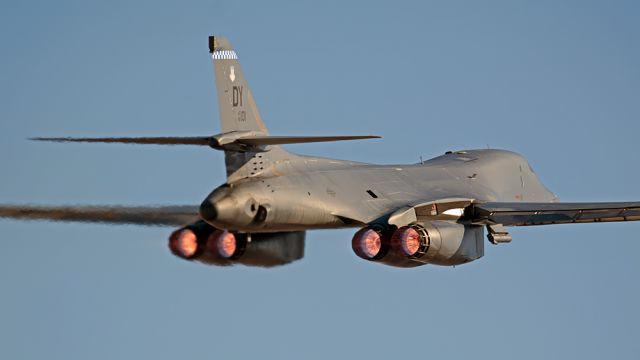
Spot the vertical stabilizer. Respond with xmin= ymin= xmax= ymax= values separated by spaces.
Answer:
xmin=209 ymin=36 xmax=268 ymax=135
xmin=209 ymin=36 xmax=293 ymax=181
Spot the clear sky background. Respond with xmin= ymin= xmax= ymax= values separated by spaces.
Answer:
xmin=1 ymin=1 xmax=639 ymax=359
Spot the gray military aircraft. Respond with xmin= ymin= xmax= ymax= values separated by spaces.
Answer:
xmin=2 ymin=36 xmax=639 ymax=268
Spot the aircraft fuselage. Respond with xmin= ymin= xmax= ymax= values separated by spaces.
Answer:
xmin=200 ymin=149 xmax=557 ymax=232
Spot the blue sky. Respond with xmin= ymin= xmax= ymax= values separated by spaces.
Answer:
xmin=1 ymin=1 xmax=639 ymax=359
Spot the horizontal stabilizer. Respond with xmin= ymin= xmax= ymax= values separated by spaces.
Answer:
xmin=30 ymin=136 xmax=211 ymax=146
xmin=30 ymin=134 xmax=381 ymax=151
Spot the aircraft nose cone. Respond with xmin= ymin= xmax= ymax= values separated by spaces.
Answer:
xmin=199 ymin=199 xmax=218 ymax=222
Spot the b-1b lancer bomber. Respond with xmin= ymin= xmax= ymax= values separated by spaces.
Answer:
xmin=2 ymin=36 xmax=639 ymax=268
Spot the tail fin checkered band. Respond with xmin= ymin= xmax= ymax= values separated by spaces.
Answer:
xmin=212 ymin=50 xmax=238 ymax=60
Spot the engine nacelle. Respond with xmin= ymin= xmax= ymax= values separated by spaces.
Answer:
xmin=351 ymin=226 xmax=424 ymax=268
xmin=352 ymin=221 xmax=484 ymax=267
xmin=351 ymin=227 xmax=388 ymax=260
xmin=207 ymin=229 xmax=248 ymax=260
xmin=392 ymin=221 xmax=484 ymax=266
xmin=168 ymin=221 xmax=305 ymax=267
xmin=168 ymin=220 xmax=216 ymax=260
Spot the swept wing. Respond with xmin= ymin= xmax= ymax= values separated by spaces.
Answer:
xmin=0 ymin=205 xmax=200 ymax=226
xmin=470 ymin=201 xmax=640 ymax=226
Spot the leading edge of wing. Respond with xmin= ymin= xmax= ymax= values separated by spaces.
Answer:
xmin=0 ymin=205 xmax=201 ymax=227
xmin=471 ymin=201 xmax=640 ymax=226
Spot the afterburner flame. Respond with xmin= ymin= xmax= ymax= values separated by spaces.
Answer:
xmin=169 ymin=229 xmax=199 ymax=259
xmin=352 ymin=228 xmax=382 ymax=259
xmin=393 ymin=226 xmax=422 ymax=256
xmin=209 ymin=230 xmax=237 ymax=258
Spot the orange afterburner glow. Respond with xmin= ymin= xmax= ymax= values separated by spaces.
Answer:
xmin=393 ymin=226 xmax=422 ymax=257
xmin=352 ymin=227 xmax=382 ymax=259
xmin=209 ymin=230 xmax=238 ymax=258
xmin=169 ymin=228 xmax=199 ymax=259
